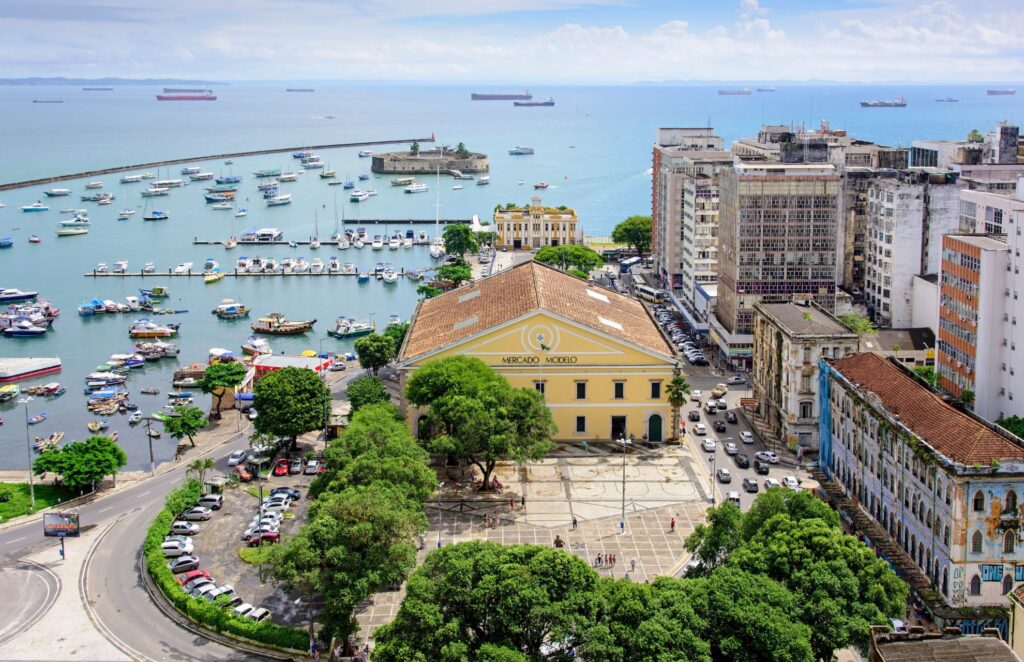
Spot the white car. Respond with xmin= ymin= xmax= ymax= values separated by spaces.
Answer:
xmin=227 ymin=450 xmax=248 ymax=466
xmin=232 ymin=603 xmax=255 ymax=618
xmin=723 ymin=442 xmax=738 ymax=455
xmin=182 ymin=506 xmax=213 ymax=521
xmin=693 ymin=423 xmax=707 ymax=436
xmin=755 ymin=451 xmax=779 ymax=464
xmin=248 ymin=408 xmax=258 ymax=421
xmin=739 ymin=431 xmax=754 ymax=444
xmin=690 ymin=390 xmax=702 ymax=402
xmin=701 ymin=438 xmax=717 ymax=452
xmin=782 ymin=475 xmax=801 ymax=489
xmin=764 ymin=478 xmax=782 ymax=489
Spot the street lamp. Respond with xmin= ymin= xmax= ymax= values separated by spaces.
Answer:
xmin=143 ymin=412 xmax=179 ymax=476
xmin=18 ymin=397 xmax=36 ymax=510
xmin=437 ymin=482 xmax=445 ymax=548
xmin=709 ymin=454 xmax=716 ymax=506
xmin=620 ymin=435 xmax=633 ymax=533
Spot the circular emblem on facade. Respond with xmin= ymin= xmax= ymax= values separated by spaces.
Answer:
xmin=522 ymin=324 xmax=560 ymax=353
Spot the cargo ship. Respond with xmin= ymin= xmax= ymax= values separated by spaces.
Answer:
xmin=718 ymin=88 xmax=751 ymax=95
xmin=83 ymin=87 xmax=113 ymax=91
xmin=157 ymin=90 xmax=217 ymax=101
xmin=471 ymin=90 xmax=532 ymax=101
xmin=0 ymin=357 xmax=62 ymax=383
xmin=163 ymin=87 xmax=209 ymax=93
xmin=514 ymin=98 xmax=555 ymax=107
xmin=988 ymin=89 xmax=1016 ymax=96
xmin=860 ymin=96 xmax=907 ymax=108
xmin=286 ymin=88 xmax=315 ymax=92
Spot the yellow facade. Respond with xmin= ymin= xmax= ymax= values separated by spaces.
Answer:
xmin=399 ymin=311 xmax=677 ymax=443
xmin=494 ymin=196 xmax=579 ymax=250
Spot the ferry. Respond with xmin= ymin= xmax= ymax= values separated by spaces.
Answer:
xmin=250 ymin=313 xmax=315 ymax=335
xmin=508 ymin=146 xmax=535 ymax=155
xmin=156 ymin=91 xmax=217 ymax=101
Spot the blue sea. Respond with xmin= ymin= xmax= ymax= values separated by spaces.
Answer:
xmin=0 ymin=83 xmax=1020 ymax=469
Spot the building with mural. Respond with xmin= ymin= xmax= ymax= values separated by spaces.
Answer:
xmin=397 ymin=261 xmax=678 ymax=443
xmin=819 ymin=352 xmax=1024 ymax=624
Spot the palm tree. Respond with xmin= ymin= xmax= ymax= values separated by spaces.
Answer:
xmin=186 ymin=458 xmax=215 ymax=486
xmin=665 ymin=372 xmax=691 ymax=442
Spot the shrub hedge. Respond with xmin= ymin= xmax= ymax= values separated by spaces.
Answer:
xmin=143 ymin=480 xmax=308 ymax=652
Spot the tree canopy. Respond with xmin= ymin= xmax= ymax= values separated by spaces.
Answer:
xmin=199 ymin=361 xmax=248 ymax=413
xmin=164 ymin=405 xmax=208 ymax=447
xmin=383 ymin=321 xmax=410 ymax=352
xmin=33 ymin=435 xmax=127 ymax=493
xmin=354 ymin=333 xmax=397 ymax=375
xmin=435 ymin=263 xmax=472 ymax=286
xmin=416 ymin=284 xmax=444 ymax=299
xmin=345 ymin=375 xmax=391 ymax=412
xmin=253 ymin=366 xmax=330 ymax=440
xmin=998 ymin=415 xmax=1024 ymax=439
xmin=838 ymin=312 xmax=877 ymax=335
xmin=534 ymin=245 xmax=603 ymax=273
xmin=442 ymin=224 xmax=478 ymax=260
xmin=611 ymin=215 xmax=653 ymax=256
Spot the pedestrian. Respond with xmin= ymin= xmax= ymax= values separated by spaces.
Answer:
xmin=510 ymin=498 xmax=515 ymax=510
xmin=611 ymin=554 xmax=616 ymax=566
xmin=520 ymin=495 xmax=526 ymax=510
xmin=630 ymin=558 xmax=636 ymax=572
xmin=597 ymin=553 xmax=603 ymax=566
xmin=670 ymin=517 xmax=676 ymax=532
xmin=572 ymin=516 xmax=578 ymax=530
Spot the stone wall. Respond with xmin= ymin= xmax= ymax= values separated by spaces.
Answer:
xmin=371 ymin=149 xmax=489 ymax=174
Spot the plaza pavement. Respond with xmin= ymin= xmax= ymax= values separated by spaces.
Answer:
xmin=353 ymin=439 xmax=714 ymax=644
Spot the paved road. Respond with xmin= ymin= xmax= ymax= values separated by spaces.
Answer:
xmin=0 ymin=368 xmax=357 ymax=660
xmin=0 ymin=561 xmax=60 ymax=647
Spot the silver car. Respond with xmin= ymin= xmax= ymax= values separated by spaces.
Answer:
xmin=181 ymin=506 xmax=213 ymax=521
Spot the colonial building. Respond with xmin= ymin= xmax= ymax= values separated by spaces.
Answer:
xmin=398 ymin=261 xmax=678 ymax=442
xmin=752 ymin=301 xmax=858 ymax=451
xmin=820 ymin=352 xmax=1024 ymax=611
xmin=493 ymin=197 xmax=581 ymax=250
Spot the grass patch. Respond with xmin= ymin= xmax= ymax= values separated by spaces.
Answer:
xmin=245 ymin=487 xmax=261 ymax=498
xmin=0 ymin=482 xmax=78 ymax=521
xmin=238 ymin=544 xmax=276 ymax=565
xmin=282 ymin=511 xmax=295 ymax=519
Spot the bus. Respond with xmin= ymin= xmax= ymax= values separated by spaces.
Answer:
xmin=635 ymin=284 xmax=666 ymax=304
xmin=631 ymin=274 xmax=646 ymax=289
xmin=619 ymin=256 xmax=641 ymax=273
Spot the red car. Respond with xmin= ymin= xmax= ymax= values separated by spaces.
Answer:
xmin=177 ymin=569 xmax=211 ymax=585
xmin=247 ymin=531 xmax=281 ymax=546
xmin=272 ymin=459 xmax=289 ymax=477
xmin=233 ymin=465 xmax=253 ymax=482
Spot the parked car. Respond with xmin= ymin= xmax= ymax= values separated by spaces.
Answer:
xmin=704 ymin=402 xmax=718 ymax=415
xmin=248 ymin=531 xmax=281 ymax=546
xmin=183 ymin=576 xmax=214 ymax=593
xmin=181 ymin=506 xmax=213 ymax=521
xmin=716 ymin=468 xmax=732 ymax=483
xmin=232 ymin=603 xmax=255 ymax=618
xmin=164 ymin=535 xmax=193 ymax=547
xmin=167 ymin=555 xmax=200 ymax=573
xmin=742 ymin=478 xmax=759 ymax=493
xmin=205 ymin=585 xmax=236 ymax=602
xmin=712 ymin=420 xmax=727 ymax=433
xmin=735 ymin=454 xmax=750 ymax=469
xmin=754 ymin=451 xmax=779 ymax=464
xmin=304 ymin=460 xmax=320 ymax=475
xmin=701 ymin=438 xmax=716 ymax=452
xmin=764 ymin=478 xmax=782 ymax=489
xmin=170 ymin=521 xmax=199 ymax=536
xmin=289 ymin=459 xmax=303 ymax=475
xmin=192 ymin=583 xmax=218 ymax=599
xmin=688 ymin=410 xmax=701 ymax=422
xmin=739 ymin=431 xmax=754 ymax=444
xmin=241 ymin=524 xmax=279 ymax=541
xmin=725 ymin=491 xmax=741 ymax=505
xmin=782 ymin=475 xmax=801 ymax=489
xmin=725 ymin=411 xmax=738 ymax=424
xmin=247 ymin=607 xmax=272 ymax=622
xmin=726 ymin=374 xmax=746 ymax=385
xmin=723 ymin=442 xmax=738 ymax=455
xmin=162 ymin=540 xmax=194 ymax=557
xmin=248 ymin=408 xmax=258 ymax=421
xmin=273 ymin=458 xmax=290 ymax=477
xmin=710 ymin=384 xmax=728 ymax=399
xmin=270 ymin=487 xmax=301 ymax=500
xmin=227 ymin=450 xmax=248 ymax=466
xmin=693 ymin=423 xmax=707 ymax=436
xmin=690 ymin=390 xmax=702 ymax=402
xmin=198 ymin=494 xmax=223 ymax=510
xmin=177 ymin=569 xmax=210 ymax=586
xmin=233 ymin=465 xmax=253 ymax=482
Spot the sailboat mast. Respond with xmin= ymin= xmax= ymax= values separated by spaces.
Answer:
xmin=434 ymin=164 xmax=440 ymax=237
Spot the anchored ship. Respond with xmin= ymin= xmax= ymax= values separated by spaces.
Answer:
xmin=860 ymin=96 xmax=907 ymax=108
xmin=514 ymin=98 xmax=555 ymax=107
xmin=157 ymin=90 xmax=217 ymax=101
xmin=988 ymin=89 xmax=1016 ymax=96
xmin=718 ymin=88 xmax=752 ymax=95
xmin=471 ymin=90 xmax=532 ymax=101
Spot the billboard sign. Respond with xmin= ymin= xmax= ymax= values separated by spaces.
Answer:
xmin=43 ymin=511 xmax=80 ymax=538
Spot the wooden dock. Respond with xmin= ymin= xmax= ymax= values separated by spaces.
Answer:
xmin=0 ymin=137 xmax=435 ymax=192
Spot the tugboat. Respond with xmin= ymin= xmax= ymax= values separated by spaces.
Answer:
xmin=250 ymin=313 xmax=315 ymax=335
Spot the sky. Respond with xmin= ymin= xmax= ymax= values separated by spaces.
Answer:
xmin=0 ymin=0 xmax=1021 ymax=83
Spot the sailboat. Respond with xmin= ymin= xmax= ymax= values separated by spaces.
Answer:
xmin=429 ymin=165 xmax=445 ymax=259
xmin=118 ymin=183 xmax=134 ymax=218
xmin=310 ymin=210 xmax=321 ymax=249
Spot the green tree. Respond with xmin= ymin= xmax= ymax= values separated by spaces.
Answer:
xmin=567 ymin=268 xmax=589 ymax=280
xmin=912 ymin=365 xmax=937 ymax=386
xmin=967 ymin=129 xmax=984 ymax=143
xmin=611 ymin=215 xmax=653 ymax=256
xmin=373 ymin=542 xmax=602 ymax=661
xmin=406 ymin=357 xmax=555 ymax=489
xmin=416 ymin=284 xmax=443 ymax=299
xmin=838 ymin=312 xmax=877 ymax=336
xmin=185 ymin=457 xmax=215 ymax=486
xmin=353 ymin=333 xmax=396 ymax=375
xmin=683 ymin=501 xmax=743 ymax=576
xmin=346 ymin=375 xmax=390 ymax=412
xmin=665 ymin=373 xmax=691 ymax=442
xmin=455 ymin=142 xmax=469 ymax=158
xmin=270 ymin=483 xmax=426 ymax=641
xmin=253 ymin=366 xmax=330 ymax=441
xmin=441 ymin=224 xmax=478 ymax=260
xmin=32 ymin=435 xmax=127 ymax=493
xmin=199 ymin=361 xmax=248 ymax=415
xmin=410 ymin=140 xmax=420 ymax=156
xmin=164 ymin=405 xmax=208 ymax=447
xmin=474 ymin=229 xmax=497 ymax=247
xmin=960 ymin=389 xmax=975 ymax=406
xmin=998 ymin=415 xmax=1024 ymax=439
xmin=383 ymin=321 xmax=410 ymax=351
xmin=739 ymin=487 xmax=840 ymax=542
xmin=534 ymin=245 xmax=603 ymax=273
xmin=435 ymin=263 xmax=472 ymax=286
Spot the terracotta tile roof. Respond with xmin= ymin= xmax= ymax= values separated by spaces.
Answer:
xmin=400 ymin=261 xmax=673 ymax=361
xmin=829 ymin=353 xmax=1024 ymax=465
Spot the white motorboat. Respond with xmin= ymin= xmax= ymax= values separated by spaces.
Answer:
xmin=388 ymin=236 xmax=401 ymax=250
xmin=349 ymin=190 xmax=370 ymax=202
xmin=404 ymin=183 xmax=429 ymax=194
xmin=371 ymin=236 xmax=384 ymax=250
xmin=203 ymin=258 xmax=220 ymax=272
xmin=95 ymin=262 xmax=109 ymax=273
xmin=55 ymin=227 xmax=88 ymax=237
xmin=367 ymin=188 xmax=378 ymax=197
xmin=293 ymin=258 xmax=310 ymax=273
xmin=477 ymin=176 xmax=491 ymax=186
xmin=173 ymin=262 xmax=193 ymax=274
xmin=381 ymin=268 xmax=398 ymax=284
xmin=235 ymin=208 xmax=248 ymax=217
xmin=310 ymin=258 xmax=324 ymax=274
xmin=387 ymin=314 xmax=402 ymax=327
xmin=118 ymin=209 xmax=135 ymax=219
xmin=336 ymin=237 xmax=350 ymax=250
xmin=265 ymin=194 xmax=292 ymax=206
xmin=263 ymin=258 xmax=279 ymax=273
xmin=236 ymin=256 xmax=250 ymax=271
xmin=403 ymin=237 xmax=413 ymax=248
xmin=84 ymin=181 xmax=104 ymax=189
xmin=452 ymin=184 xmax=463 ymax=190
xmin=353 ymin=238 xmax=365 ymax=249
xmin=59 ymin=214 xmax=91 ymax=227
xmin=246 ymin=257 xmax=264 ymax=273
xmin=211 ymin=202 xmax=232 ymax=210
xmin=328 ymin=257 xmax=341 ymax=273
xmin=44 ymin=188 xmax=71 ymax=197
xmin=143 ymin=262 xmax=156 ymax=273
xmin=341 ymin=262 xmax=357 ymax=275
xmin=112 ymin=260 xmax=128 ymax=273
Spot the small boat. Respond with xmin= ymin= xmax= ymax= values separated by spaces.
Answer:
xmin=328 ymin=317 xmax=376 ymax=338
xmin=534 ymin=182 xmax=549 ymax=189
xmin=935 ymin=97 xmax=959 ymax=103
xmin=140 ymin=187 xmax=169 ymax=197
xmin=382 ymin=268 xmax=399 ymax=284
xmin=148 ymin=428 xmax=162 ymax=438
xmin=223 ymin=236 xmax=238 ymax=249
xmin=357 ymin=272 xmax=370 ymax=283
xmin=235 ymin=208 xmax=248 ymax=217
xmin=28 ymin=412 xmax=47 ymax=425
xmin=143 ymin=262 xmax=156 ymax=273
xmin=358 ymin=150 xmax=373 ymax=158
xmin=477 ymin=176 xmax=491 ymax=186
xmin=86 ymin=420 xmax=102 ymax=432
xmin=129 ymin=411 xmax=142 ymax=424
xmin=320 ymin=170 xmax=336 ymax=179
xmin=118 ymin=209 xmax=134 ymax=219
xmin=358 ymin=174 xmax=370 ymax=181
xmin=28 ymin=235 xmax=41 ymax=244
xmin=387 ymin=314 xmax=402 ymax=327
xmin=265 ymin=194 xmax=292 ymax=206
xmin=44 ymin=188 xmax=71 ymax=197
xmin=508 ymin=146 xmax=535 ymax=155
xmin=211 ymin=202 xmax=232 ymax=210
xmin=212 ymin=299 xmax=250 ymax=318
xmin=0 ymin=238 xmax=13 ymax=249
xmin=204 ymin=270 xmax=225 ymax=284
xmin=142 ymin=210 xmax=169 ymax=221
xmin=250 ymin=313 xmax=315 ymax=335
xmin=405 ymin=183 xmax=429 ymax=194
xmin=85 ymin=181 xmax=104 ymax=189
xmin=139 ymin=286 xmax=169 ymax=298
xmin=22 ymin=201 xmax=49 ymax=212
xmin=56 ymin=227 xmax=88 ymax=237
xmin=140 ymin=387 xmax=161 ymax=395
xmin=241 ymin=335 xmax=272 ymax=356
xmin=452 ymin=184 xmax=463 ymax=191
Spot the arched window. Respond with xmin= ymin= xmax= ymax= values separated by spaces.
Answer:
xmin=1008 ymin=491 xmax=1019 ymax=513
xmin=972 ymin=530 xmax=983 ymax=554
xmin=1004 ymin=574 xmax=1014 ymax=595
xmin=942 ymin=567 xmax=949 ymax=596
xmin=970 ymin=574 xmax=982 ymax=596
xmin=1005 ymin=531 xmax=1016 ymax=554
xmin=974 ymin=490 xmax=985 ymax=512
xmin=911 ymin=534 xmax=917 ymax=558
xmin=943 ymin=525 xmax=950 ymax=547
xmin=799 ymin=401 xmax=813 ymax=419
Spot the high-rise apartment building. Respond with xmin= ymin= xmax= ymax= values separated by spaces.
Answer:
xmin=864 ymin=171 xmax=961 ymax=327
xmin=713 ymin=163 xmax=840 ymax=367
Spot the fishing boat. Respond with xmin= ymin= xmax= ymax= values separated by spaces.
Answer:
xmin=28 ymin=412 xmax=47 ymax=425
xmin=55 ymin=227 xmax=88 ymax=237
xmin=86 ymin=420 xmax=103 ymax=432
xmin=81 ymin=192 xmax=114 ymax=202
xmin=140 ymin=387 xmax=161 ymax=395
xmin=216 ymin=175 xmax=242 ymax=185
xmin=257 ymin=181 xmax=279 ymax=191
xmin=328 ymin=317 xmax=376 ymax=338
xmin=241 ymin=335 xmax=272 ymax=356
xmin=212 ymin=299 xmax=250 ymax=318
xmin=129 ymin=411 xmax=142 ymax=424
xmin=142 ymin=210 xmax=169 ymax=221
xmin=508 ymin=146 xmax=535 ymax=155
xmin=204 ymin=270 xmax=225 ymax=284
xmin=250 ymin=313 xmax=315 ymax=335
xmin=128 ymin=319 xmax=180 ymax=338
xmin=22 ymin=201 xmax=49 ymax=212
xmin=139 ymin=286 xmax=169 ymax=298
xmin=265 ymin=194 xmax=292 ymax=206
xmin=181 ymin=166 xmax=202 ymax=175
xmin=44 ymin=188 xmax=71 ymax=197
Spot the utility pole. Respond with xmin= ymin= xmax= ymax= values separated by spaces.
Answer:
xmin=620 ymin=435 xmax=632 ymax=533
xmin=19 ymin=397 xmax=36 ymax=510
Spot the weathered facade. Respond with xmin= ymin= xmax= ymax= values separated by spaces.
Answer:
xmin=370 ymin=147 xmax=489 ymax=174
xmin=493 ymin=197 xmax=581 ymax=250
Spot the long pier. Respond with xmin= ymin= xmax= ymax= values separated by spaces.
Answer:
xmin=0 ymin=137 xmax=435 ymax=192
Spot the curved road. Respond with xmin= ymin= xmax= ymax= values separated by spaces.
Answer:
xmin=0 ymin=561 xmax=60 ymax=647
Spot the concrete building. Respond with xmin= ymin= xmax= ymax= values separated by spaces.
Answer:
xmin=869 ymin=626 xmax=1019 ymax=662
xmin=398 ymin=261 xmax=678 ymax=443
xmin=864 ymin=170 xmax=961 ymax=328
xmin=860 ymin=327 xmax=936 ymax=368
xmin=820 ymin=352 xmax=1024 ymax=615
xmin=959 ymin=187 xmax=1024 ymax=234
xmin=752 ymin=301 xmax=858 ymax=450
xmin=493 ymin=197 xmax=581 ymax=250
xmin=911 ymin=122 xmax=1020 ymax=170
xmin=714 ymin=162 xmax=840 ymax=367
xmin=1010 ymin=586 xmax=1024 ymax=659
xmin=936 ymin=234 xmax=1020 ymax=422
xmin=650 ymin=128 xmax=723 ymax=259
